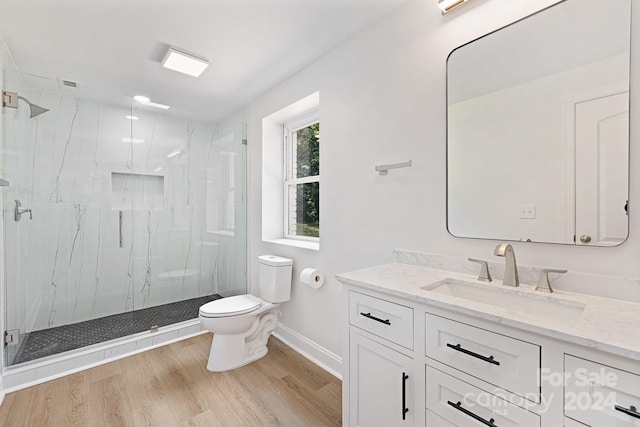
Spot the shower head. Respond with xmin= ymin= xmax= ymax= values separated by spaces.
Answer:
xmin=18 ymin=96 xmax=49 ymax=118
xmin=2 ymin=91 xmax=50 ymax=118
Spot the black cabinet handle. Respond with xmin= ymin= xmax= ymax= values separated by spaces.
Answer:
xmin=446 ymin=343 xmax=500 ymax=366
xmin=360 ymin=312 xmax=391 ymax=325
xmin=448 ymin=401 xmax=498 ymax=427
xmin=402 ymin=372 xmax=409 ymax=420
xmin=615 ymin=404 xmax=640 ymax=419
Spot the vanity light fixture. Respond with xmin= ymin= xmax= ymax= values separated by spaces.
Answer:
xmin=438 ymin=0 xmax=475 ymax=14
xmin=161 ymin=47 xmax=209 ymax=77
xmin=133 ymin=95 xmax=170 ymax=110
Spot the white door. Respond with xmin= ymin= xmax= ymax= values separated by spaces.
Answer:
xmin=349 ymin=331 xmax=414 ymax=427
xmin=575 ymin=91 xmax=629 ymax=246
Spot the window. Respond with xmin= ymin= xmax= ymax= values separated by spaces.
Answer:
xmin=284 ymin=112 xmax=319 ymax=240
xmin=261 ymin=91 xmax=319 ymax=249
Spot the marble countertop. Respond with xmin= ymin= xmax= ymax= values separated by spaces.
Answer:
xmin=337 ymin=262 xmax=640 ymax=361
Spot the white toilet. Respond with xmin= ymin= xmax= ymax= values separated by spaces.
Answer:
xmin=199 ymin=255 xmax=293 ymax=372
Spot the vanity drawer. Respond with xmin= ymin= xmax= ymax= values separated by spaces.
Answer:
xmin=565 ymin=355 xmax=640 ymax=426
xmin=349 ymin=291 xmax=413 ymax=350
xmin=426 ymin=366 xmax=540 ymax=427
xmin=426 ymin=313 xmax=540 ymax=402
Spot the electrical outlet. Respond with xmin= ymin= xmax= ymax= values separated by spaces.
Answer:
xmin=519 ymin=204 xmax=536 ymax=219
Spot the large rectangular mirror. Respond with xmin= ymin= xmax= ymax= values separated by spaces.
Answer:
xmin=447 ymin=0 xmax=631 ymax=246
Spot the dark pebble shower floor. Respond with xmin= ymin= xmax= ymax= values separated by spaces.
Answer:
xmin=10 ymin=294 xmax=222 ymax=365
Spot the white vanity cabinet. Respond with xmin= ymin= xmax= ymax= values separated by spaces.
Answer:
xmin=340 ymin=272 xmax=640 ymax=427
xmin=347 ymin=291 xmax=417 ymax=426
xmin=349 ymin=331 xmax=414 ymax=426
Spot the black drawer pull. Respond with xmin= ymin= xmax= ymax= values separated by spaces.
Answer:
xmin=402 ymin=372 xmax=409 ymax=420
xmin=615 ymin=404 xmax=640 ymax=419
xmin=448 ymin=400 xmax=498 ymax=427
xmin=360 ymin=312 xmax=391 ymax=325
xmin=446 ymin=343 xmax=500 ymax=366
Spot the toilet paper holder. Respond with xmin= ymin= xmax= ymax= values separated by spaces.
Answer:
xmin=300 ymin=268 xmax=325 ymax=289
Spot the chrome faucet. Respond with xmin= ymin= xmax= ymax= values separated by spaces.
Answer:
xmin=493 ymin=243 xmax=519 ymax=287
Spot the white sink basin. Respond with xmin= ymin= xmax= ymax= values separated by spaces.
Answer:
xmin=422 ymin=279 xmax=586 ymax=322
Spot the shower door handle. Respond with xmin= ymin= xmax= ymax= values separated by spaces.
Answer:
xmin=119 ymin=211 xmax=123 ymax=248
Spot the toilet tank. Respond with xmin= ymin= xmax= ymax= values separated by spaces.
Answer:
xmin=258 ymin=255 xmax=293 ymax=303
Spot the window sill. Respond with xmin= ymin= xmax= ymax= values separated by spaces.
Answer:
xmin=265 ymin=238 xmax=320 ymax=251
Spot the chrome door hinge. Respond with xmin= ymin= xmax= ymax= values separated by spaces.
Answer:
xmin=4 ymin=329 xmax=19 ymax=347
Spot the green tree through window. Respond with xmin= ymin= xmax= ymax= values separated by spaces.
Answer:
xmin=293 ymin=122 xmax=319 ymax=237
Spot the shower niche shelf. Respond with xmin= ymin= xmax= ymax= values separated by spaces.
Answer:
xmin=111 ymin=172 xmax=166 ymax=210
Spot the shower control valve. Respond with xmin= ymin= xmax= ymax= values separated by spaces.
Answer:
xmin=14 ymin=199 xmax=32 ymax=222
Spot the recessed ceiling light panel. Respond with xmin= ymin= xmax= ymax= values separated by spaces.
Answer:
xmin=161 ymin=47 xmax=209 ymax=77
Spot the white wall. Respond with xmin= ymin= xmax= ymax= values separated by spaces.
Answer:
xmin=248 ymin=0 xmax=640 ymax=363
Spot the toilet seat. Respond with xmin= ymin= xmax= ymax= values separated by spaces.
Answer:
xmin=199 ymin=294 xmax=262 ymax=318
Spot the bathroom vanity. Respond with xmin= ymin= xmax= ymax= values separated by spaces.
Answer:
xmin=338 ymin=0 xmax=639 ymax=424
xmin=337 ymin=261 xmax=640 ymax=427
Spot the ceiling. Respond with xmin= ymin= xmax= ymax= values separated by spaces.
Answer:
xmin=0 ymin=0 xmax=412 ymax=120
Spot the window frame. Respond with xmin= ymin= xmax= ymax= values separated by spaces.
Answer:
xmin=283 ymin=109 xmax=320 ymax=242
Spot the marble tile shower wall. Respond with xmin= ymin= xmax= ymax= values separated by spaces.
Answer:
xmin=3 ymin=78 xmax=247 ymax=334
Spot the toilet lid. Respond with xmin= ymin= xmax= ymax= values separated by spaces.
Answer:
xmin=199 ymin=294 xmax=262 ymax=318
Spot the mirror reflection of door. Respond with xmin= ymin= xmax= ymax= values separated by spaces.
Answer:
xmin=574 ymin=91 xmax=629 ymax=246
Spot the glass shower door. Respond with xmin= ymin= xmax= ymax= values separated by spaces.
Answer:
xmin=2 ymin=71 xmax=138 ymax=366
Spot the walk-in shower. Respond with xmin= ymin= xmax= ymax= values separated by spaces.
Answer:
xmin=2 ymin=69 xmax=248 ymax=367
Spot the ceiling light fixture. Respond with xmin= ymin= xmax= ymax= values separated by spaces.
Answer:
xmin=438 ymin=0 xmax=475 ymax=14
xmin=161 ymin=47 xmax=210 ymax=77
xmin=167 ymin=150 xmax=182 ymax=158
xmin=126 ymin=115 xmax=139 ymax=120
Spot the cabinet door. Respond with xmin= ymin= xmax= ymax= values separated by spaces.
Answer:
xmin=349 ymin=330 xmax=414 ymax=426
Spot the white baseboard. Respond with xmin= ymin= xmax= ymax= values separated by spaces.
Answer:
xmin=273 ymin=323 xmax=342 ymax=380
xmin=0 ymin=375 xmax=4 ymax=407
